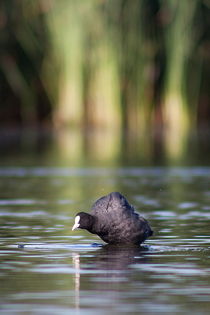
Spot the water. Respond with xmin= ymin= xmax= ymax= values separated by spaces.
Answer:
xmin=1 ymin=165 xmax=210 ymax=314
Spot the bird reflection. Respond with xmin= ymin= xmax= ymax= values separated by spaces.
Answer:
xmin=90 ymin=244 xmax=150 ymax=270
xmin=72 ymin=244 xmax=152 ymax=311
xmin=72 ymin=253 xmax=80 ymax=311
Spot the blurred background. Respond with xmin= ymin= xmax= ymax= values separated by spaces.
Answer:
xmin=0 ymin=0 xmax=210 ymax=166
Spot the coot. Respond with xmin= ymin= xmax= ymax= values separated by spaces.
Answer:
xmin=72 ymin=192 xmax=153 ymax=245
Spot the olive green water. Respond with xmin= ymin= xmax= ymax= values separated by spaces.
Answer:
xmin=1 ymin=129 xmax=210 ymax=315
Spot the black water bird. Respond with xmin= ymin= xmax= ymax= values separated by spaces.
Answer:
xmin=72 ymin=192 xmax=153 ymax=245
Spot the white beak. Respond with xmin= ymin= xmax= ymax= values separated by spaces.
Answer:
xmin=72 ymin=215 xmax=80 ymax=231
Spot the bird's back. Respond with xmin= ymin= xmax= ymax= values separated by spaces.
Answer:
xmin=90 ymin=192 xmax=153 ymax=244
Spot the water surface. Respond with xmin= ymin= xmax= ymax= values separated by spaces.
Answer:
xmin=1 ymin=166 xmax=210 ymax=314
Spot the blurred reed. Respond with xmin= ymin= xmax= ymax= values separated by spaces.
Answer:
xmin=0 ymin=0 xmax=209 ymax=161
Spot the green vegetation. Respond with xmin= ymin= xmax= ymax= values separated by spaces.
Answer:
xmin=0 ymin=0 xmax=209 ymax=159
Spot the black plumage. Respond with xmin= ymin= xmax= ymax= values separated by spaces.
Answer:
xmin=72 ymin=192 xmax=153 ymax=245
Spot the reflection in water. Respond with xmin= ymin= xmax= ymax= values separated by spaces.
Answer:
xmin=89 ymin=244 xmax=150 ymax=271
xmin=72 ymin=253 xmax=80 ymax=311
xmin=1 ymin=128 xmax=210 ymax=167
xmin=72 ymin=244 xmax=151 ymax=311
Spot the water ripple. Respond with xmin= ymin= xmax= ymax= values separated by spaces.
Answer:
xmin=0 ymin=167 xmax=210 ymax=177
